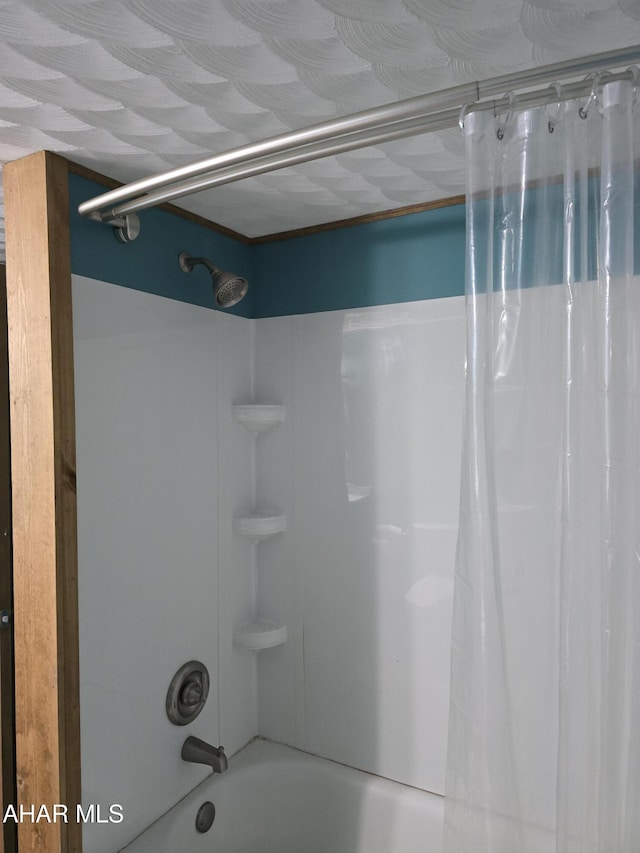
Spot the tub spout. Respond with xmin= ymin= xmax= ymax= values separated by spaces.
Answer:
xmin=181 ymin=736 xmax=228 ymax=773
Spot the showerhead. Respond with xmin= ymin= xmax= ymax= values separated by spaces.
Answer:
xmin=212 ymin=269 xmax=249 ymax=309
xmin=178 ymin=251 xmax=248 ymax=308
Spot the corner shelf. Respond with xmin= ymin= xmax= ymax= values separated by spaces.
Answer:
xmin=233 ymin=510 xmax=286 ymax=542
xmin=233 ymin=620 xmax=288 ymax=651
xmin=347 ymin=483 xmax=372 ymax=502
xmin=233 ymin=404 xmax=285 ymax=435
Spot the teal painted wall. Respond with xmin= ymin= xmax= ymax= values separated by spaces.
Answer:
xmin=69 ymin=174 xmax=254 ymax=318
xmin=70 ymin=173 xmax=466 ymax=317
xmin=251 ymin=204 xmax=465 ymax=317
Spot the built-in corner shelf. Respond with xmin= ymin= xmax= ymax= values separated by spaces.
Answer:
xmin=233 ymin=510 xmax=286 ymax=542
xmin=233 ymin=404 xmax=285 ymax=435
xmin=347 ymin=483 xmax=372 ymax=502
xmin=233 ymin=620 xmax=288 ymax=651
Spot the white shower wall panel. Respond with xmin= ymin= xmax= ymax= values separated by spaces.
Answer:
xmin=254 ymin=296 xmax=465 ymax=794
xmin=72 ymin=276 xmax=254 ymax=853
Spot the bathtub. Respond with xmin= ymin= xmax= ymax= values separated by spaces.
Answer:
xmin=120 ymin=738 xmax=444 ymax=853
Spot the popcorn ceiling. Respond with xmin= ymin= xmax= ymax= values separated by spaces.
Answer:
xmin=1 ymin=0 xmax=639 ymax=257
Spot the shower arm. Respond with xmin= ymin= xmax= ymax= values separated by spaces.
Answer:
xmin=179 ymin=255 xmax=219 ymax=276
xmin=78 ymin=45 xmax=640 ymax=241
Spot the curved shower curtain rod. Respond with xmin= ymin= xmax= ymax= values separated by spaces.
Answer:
xmin=79 ymin=45 xmax=640 ymax=241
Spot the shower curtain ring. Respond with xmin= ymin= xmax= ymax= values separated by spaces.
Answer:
xmin=546 ymin=82 xmax=564 ymax=132
xmin=579 ymin=72 xmax=602 ymax=119
xmin=458 ymin=103 xmax=472 ymax=132
xmin=626 ymin=66 xmax=640 ymax=105
xmin=496 ymin=91 xmax=516 ymax=140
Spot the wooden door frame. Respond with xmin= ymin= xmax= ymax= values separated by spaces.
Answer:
xmin=4 ymin=151 xmax=82 ymax=853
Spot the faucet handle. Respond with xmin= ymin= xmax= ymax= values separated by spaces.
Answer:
xmin=180 ymin=677 xmax=203 ymax=707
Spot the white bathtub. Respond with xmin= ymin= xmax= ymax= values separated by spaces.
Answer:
xmin=120 ymin=739 xmax=444 ymax=853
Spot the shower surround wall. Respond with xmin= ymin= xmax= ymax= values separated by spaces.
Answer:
xmin=73 ymin=284 xmax=464 ymax=849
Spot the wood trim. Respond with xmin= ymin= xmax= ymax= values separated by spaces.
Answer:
xmin=250 ymin=194 xmax=466 ymax=244
xmin=67 ymin=159 xmax=252 ymax=245
xmin=5 ymin=152 xmax=81 ymax=853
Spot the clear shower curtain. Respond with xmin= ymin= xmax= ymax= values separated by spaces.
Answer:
xmin=444 ymin=78 xmax=640 ymax=852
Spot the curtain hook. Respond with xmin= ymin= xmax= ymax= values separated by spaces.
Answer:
xmin=626 ymin=66 xmax=640 ymax=106
xmin=458 ymin=103 xmax=472 ymax=132
xmin=579 ymin=72 xmax=602 ymax=119
xmin=547 ymin=82 xmax=564 ymax=132
xmin=496 ymin=91 xmax=516 ymax=140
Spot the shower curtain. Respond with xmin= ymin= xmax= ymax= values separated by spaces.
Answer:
xmin=444 ymin=78 xmax=640 ymax=852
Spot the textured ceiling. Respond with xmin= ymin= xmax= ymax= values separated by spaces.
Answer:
xmin=1 ymin=1 xmax=640 ymax=257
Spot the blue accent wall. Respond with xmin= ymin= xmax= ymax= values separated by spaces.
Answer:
xmin=69 ymin=174 xmax=254 ymax=318
xmin=70 ymin=173 xmax=466 ymax=318
xmin=251 ymin=204 xmax=466 ymax=317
